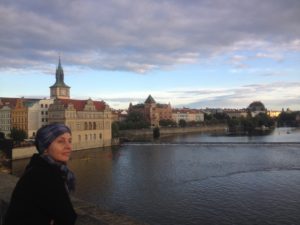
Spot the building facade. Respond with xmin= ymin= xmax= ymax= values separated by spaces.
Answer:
xmin=48 ymin=98 xmax=112 ymax=150
xmin=0 ymin=105 xmax=12 ymax=137
xmin=27 ymin=99 xmax=54 ymax=138
xmin=129 ymin=95 xmax=172 ymax=127
xmin=223 ymin=109 xmax=248 ymax=119
xmin=172 ymin=108 xmax=205 ymax=124
xmin=247 ymin=101 xmax=267 ymax=117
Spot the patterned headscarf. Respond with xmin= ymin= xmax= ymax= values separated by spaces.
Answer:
xmin=35 ymin=123 xmax=71 ymax=154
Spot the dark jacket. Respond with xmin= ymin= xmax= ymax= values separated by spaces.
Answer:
xmin=4 ymin=154 xmax=77 ymax=225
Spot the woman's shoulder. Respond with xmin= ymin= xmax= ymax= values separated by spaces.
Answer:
xmin=21 ymin=154 xmax=64 ymax=185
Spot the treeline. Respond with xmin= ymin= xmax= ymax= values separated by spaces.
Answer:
xmin=114 ymin=110 xmax=300 ymax=136
xmin=277 ymin=111 xmax=300 ymax=127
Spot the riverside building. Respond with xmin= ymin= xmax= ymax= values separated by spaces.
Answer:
xmin=128 ymin=95 xmax=172 ymax=127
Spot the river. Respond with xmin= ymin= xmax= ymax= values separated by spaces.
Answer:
xmin=12 ymin=127 xmax=300 ymax=225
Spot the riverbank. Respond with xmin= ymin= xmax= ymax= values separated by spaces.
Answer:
xmin=0 ymin=172 xmax=148 ymax=225
xmin=119 ymin=124 xmax=227 ymax=141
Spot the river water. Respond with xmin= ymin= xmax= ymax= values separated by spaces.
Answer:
xmin=12 ymin=127 xmax=300 ymax=225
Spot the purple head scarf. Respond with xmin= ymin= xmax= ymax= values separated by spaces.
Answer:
xmin=35 ymin=123 xmax=71 ymax=154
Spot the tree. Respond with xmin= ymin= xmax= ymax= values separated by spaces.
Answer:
xmin=0 ymin=132 xmax=5 ymax=140
xmin=179 ymin=119 xmax=187 ymax=128
xmin=277 ymin=111 xmax=299 ymax=127
xmin=118 ymin=111 xmax=151 ymax=130
xmin=153 ymin=127 xmax=160 ymax=138
xmin=159 ymin=119 xmax=176 ymax=127
xmin=9 ymin=127 xmax=27 ymax=144
xmin=111 ymin=122 xmax=120 ymax=138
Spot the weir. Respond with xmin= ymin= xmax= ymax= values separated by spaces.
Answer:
xmin=124 ymin=141 xmax=300 ymax=146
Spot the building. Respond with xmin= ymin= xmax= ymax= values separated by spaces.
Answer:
xmin=0 ymin=98 xmax=18 ymax=137
xmin=50 ymin=57 xmax=70 ymax=99
xmin=172 ymin=108 xmax=204 ymax=124
xmin=48 ymin=98 xmax=112 ymax=150
xmin=27 ymin=99 xmax=54 ymax=138
xmin=129 ymin=95 xmax=172 ymax=127
xmin=11 ymin=98 xmax=41 ymax=137
xmin=267 ymin=110 xmax=281 ymax=118
xmin=223 ymin=109 xmax=248 ymax=119
xmin=0 ymin=105 xmax=12 ymax=138
xmin=111 ymin=109 xmax=128 ymax=122
xmin=247 ymin=101 xmax=267 ymax=117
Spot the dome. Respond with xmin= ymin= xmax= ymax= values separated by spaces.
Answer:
xmin=247 ymin=101 xmax=266 ymax=111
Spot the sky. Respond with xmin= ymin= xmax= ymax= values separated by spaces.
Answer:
xmin=0 ymin=0 xmax=300 ymax=110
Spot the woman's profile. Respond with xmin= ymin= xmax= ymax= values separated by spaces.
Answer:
xmin=4 ymin=123 xmax=77 ymax=225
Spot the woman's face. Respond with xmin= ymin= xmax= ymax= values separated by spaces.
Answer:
xmin=45 ymin=132 xmax=72 ymax=163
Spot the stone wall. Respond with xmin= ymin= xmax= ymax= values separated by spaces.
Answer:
xmin=119 ymin=124 xmax=227 ymax=140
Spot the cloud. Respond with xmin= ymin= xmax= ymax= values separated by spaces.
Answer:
xmin=165 ymin=82 xmax=300 ymax=110
xmin=1 ymin=0 xmax=300 ymax=73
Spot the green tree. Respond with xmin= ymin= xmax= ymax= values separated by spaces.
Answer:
xmin=277 ymin=111 xmax=299 ymax=127
xmin=111 ymin=122 xmax=120 ymax=138
xmin=153 ymin=127 xmax=160 ymax=139
xmin=159 ymin=119 xmax=177 ymax=127
xmin=256 ymin=113 xmax=275 ymax=128
xmin=179 ymin=119 xmax=187 ymax=127
xmin=119 ymin=111 xmax=150 ymax=130
xmin=9 ymin=127 xmax=27 ymax=144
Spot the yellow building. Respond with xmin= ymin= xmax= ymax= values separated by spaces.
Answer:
xmin=11 ymin=98 xmax=28 ymax=134
xmin=48 ymin=98 xmax=112 ymax=150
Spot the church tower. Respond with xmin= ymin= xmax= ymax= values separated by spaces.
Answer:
xmin=50 ymin=57 xmax=70 ymax=99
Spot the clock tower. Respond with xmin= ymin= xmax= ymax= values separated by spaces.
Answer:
xmin=50 ymin=57 xmax=70 ymax=99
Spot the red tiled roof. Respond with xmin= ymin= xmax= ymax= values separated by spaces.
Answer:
xmin=57 ymin=99 xmax=107 ymax=111
xmin=0 ymin=97 xmax=41 ymax=108
xmin=172 ymin=108 xmax=203 ymax=114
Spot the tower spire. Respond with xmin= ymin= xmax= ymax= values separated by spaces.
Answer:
xmin=58 ymin=55 xmax=61 ymax=68
xmin=50 ymin=56 xmax=70 ymax=99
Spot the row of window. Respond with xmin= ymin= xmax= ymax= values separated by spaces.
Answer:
xmin=0 ymin=126 xmax=10 ymax=131
xmin=78 ymin=133 xmax=102 ymax=142
xmin=0 ymin=114 xmax=10 ymax=118
xmin=40 ymin=104 xmax=49 ymax=108
xmin=0 ymin=119 xmax=10 ymax=123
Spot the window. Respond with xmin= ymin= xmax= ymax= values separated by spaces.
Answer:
xmin=99 ymin=133 xmax=102 ymax=139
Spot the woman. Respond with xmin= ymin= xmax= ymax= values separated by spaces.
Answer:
xmin=4 ymin=124 xmax=77 ymax=225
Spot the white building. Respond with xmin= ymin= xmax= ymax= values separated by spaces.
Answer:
xmin=27 ymin=99 xmax=54 ymax=137
xmin=224 ymin=109 xmax=248 ymax=118
xmin=0 ymin=105 xmax=12 ymax=138
xmin=172 ymin=108 xmax=204 ymax=124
